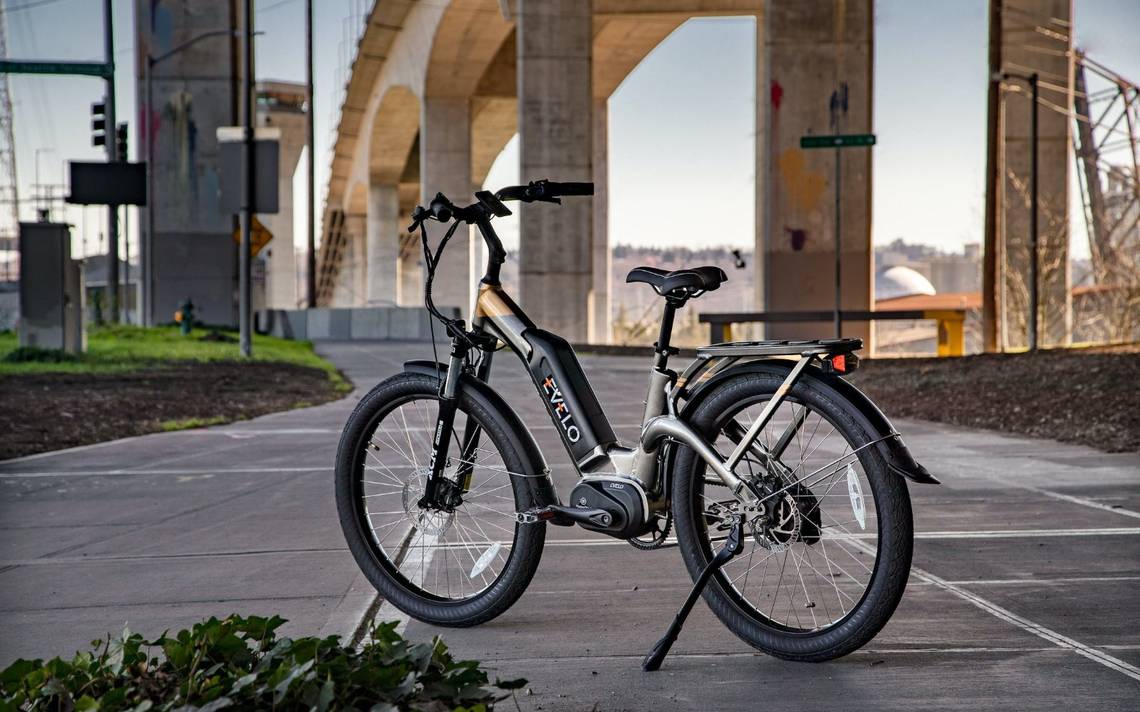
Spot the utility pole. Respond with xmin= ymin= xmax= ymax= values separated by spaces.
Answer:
xmin=239 ymin=0 xmax=254 ymax=357
xmin=982 ymin=0 xmax=1002 ymax=353
xmin=305 ymin=0 xmax=316 ymax=308
xmin=1001 ymin=71 xmax=1040 ymax=352
xmin=1028 ymin=72 xmax=1039 ymax=352
xmin=103 ymin=0 xmax=119 ymax=323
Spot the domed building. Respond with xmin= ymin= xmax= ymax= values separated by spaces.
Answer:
xmin=875 ymin=265 xmax=937 ymax=301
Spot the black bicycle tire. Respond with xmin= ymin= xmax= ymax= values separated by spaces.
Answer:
xmin=671 ymin=371 xmax=913 ymax=662
xmin=335 ymin=372 xmax=546 ymax=627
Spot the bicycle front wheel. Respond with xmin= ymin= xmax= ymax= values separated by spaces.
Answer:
xmin=672 ymin=369 xmax=913 ymax=661
xmin=335 ymin=372 xmax=546 ymax=627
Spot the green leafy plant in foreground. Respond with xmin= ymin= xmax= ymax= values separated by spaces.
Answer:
xmin=0 ymin=615 xmax=525 ymax=711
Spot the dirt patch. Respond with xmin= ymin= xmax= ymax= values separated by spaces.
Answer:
xmin=0 ymin=362 xmax=345 ymax=460
xmin=848 ymin=348 xmax=1140 ymax=453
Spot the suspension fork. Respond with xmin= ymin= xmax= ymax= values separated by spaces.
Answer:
xmin=455 ymin=346 xmax=493 ymax=492
xmin=420 ymin=338 xmax=468 ymax=508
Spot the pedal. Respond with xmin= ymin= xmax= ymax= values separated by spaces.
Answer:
xmin=515 ymin=505 xmax=613 ymax=528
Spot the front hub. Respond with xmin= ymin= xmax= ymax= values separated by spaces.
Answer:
xmin=405 ymin=466 xmax=456 ymax=535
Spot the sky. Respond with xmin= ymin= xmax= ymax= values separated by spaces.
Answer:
xmin=3 ymin=0 xmax=1139 ymax=265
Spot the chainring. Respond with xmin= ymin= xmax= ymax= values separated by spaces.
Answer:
xmin=628 ymin=510 xmax=673 ymax=550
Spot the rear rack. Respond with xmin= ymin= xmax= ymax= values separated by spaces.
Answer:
xmin=696 ymin=338 xmax=862 ymax=359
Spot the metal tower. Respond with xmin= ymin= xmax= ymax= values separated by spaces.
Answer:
xmin=1071 ymin=51 xmax=1140 ymax=341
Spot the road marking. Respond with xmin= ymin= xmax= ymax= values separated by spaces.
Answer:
xmin=941 ymin=575 xmax=1140 ymax=587
xmin=1025 ymin=485 xmax=1140 ymax=520
xmin=914 ymin=527 xmax=1140 ymax=539
xmin=0 ymin=466 xmax=329 ymax=478
xmin=960 ymin=471 xmax=1140 ymax=521
xmin=844 ymin=536 xmax=1140 ymax=682
xmin=481 ymin=645 xmax=1140 ymax=663
xmin=0 ymin=433 xmax=156 ymax=464
xmin=911 ymin=566 xmax=1140 ymax=682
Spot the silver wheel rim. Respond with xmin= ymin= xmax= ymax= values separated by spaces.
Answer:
xmin=700 ymin=397 xmax=880 ymax=633
xmin=359 ymin=396 xmax=525 ymax=601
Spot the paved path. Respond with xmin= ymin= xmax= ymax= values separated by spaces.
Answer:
xmin=2 ymin=342 xmax=1138 ymax=710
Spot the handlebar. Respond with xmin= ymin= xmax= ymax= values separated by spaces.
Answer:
xmin=408 ymin=178 xmax=595 ymax=306
xmin=407 ymin=179 xmax=594 ymax=233
xmin=495 ymin=179 xmax=594 ymax=203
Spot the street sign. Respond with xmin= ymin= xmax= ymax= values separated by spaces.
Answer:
xmin=67 ymin=162 xmax=147 ymax=206
xmin=233 ymin=216 xmax=273 ymax=257
xmin=800 ymin=133 xmax=876 ymax=149
xmin=798 ymin=132 xmax=876 ymax=338
xmin=0 ymin=60 xmax=112 ymax=78
xmin=217 ymin=127 xmax=281 ymax=214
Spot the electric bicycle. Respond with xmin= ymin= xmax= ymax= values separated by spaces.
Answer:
xmin=334 ymin=180 xmax=940 ymax=667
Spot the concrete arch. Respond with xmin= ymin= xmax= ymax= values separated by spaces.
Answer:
xmin=368 ymin=85 xmax=420 ymax=185
xmin=423 ymin=0 xmax=513 ymax=100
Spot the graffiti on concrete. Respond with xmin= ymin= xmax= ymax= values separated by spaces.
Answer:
xmin=784 ymin=226 xmax=807 ymax=251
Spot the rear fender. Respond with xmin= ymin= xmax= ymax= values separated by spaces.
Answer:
xmin=403 ymin=360 xmax=560 ymax=508
xmin=679 ymin=358 xmax=940 ymax=485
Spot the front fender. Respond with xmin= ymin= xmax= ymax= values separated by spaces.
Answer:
xmin=679 ymin=359 xmax=940 ymax=485
xmin=403 ymin=359 xmax=561 ymax=508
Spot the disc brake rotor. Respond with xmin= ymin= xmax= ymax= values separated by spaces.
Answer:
xmin=403 ymin=467 xmax=454 ymax=536
xmin=751 ymin=492 xmax=802 ymax=552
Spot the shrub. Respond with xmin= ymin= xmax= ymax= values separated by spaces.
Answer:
xmin=0 ymin=615 xmax=524 ymax=711
xmin=2 ymin=346 xmax=79 ymax=364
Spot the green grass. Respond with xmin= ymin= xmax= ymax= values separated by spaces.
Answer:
xmin=160 ymin=415 xmax=232 ymax=432
xmin=0 ymin=325 xmax=348 ymax=392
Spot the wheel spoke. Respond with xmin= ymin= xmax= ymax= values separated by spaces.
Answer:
xmin=352 ymin=396 xmax=524 ymax=603
xmin=698 ymin=396 xmax=883 ymax=633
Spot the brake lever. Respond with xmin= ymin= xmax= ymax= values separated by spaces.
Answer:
xmin=407 ymin=206 xmax=429 ymax=233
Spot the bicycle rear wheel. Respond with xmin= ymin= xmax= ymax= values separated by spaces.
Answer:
xmin=335 ymin=372 xmax=546 ymax=627
xmin=672 ymin=369 xmax=913 ymax=661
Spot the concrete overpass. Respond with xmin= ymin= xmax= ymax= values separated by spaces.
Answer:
xmin=314 ymin=0 xmax=877 ymax=344
xmin=314 ymin=0 xmax=1074 ymax=346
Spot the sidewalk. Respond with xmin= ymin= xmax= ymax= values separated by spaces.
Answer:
xmin=2 ymin=342 xmax=1138 ymax=710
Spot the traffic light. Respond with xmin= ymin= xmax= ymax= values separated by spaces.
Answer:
xmin=91 ymin=101 xmax=106 ymax=147
xmin=116 ymin=123 xmax=128 ymax=160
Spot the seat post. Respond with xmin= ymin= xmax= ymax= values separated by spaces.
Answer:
xmin=653 ymin=298 xmax=682 ymax=371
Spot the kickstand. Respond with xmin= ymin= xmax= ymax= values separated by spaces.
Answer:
xmin=642 ymin=516 xmax=746 ymax=672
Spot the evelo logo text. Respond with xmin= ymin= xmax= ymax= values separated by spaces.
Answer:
xmin=541 ymin=375 xmax=580 ymax=443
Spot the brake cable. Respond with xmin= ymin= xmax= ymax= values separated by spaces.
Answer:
xmin=417 ymin=217 xmax=478 ymax=356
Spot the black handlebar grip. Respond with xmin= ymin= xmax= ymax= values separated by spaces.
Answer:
xmin=553 ymin=182 xmax=594 ymax=197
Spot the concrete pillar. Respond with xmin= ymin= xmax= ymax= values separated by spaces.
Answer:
xmin=590 ymin=99 xmax=612 ymax=344
xmin=999 ymin=0 xmax=1072 ymax=348
xmin=517 ymin=0 xmax=593 ymax=342
xmin=366 ymin=182 xmax=400 ymax=305
xmin=334 ymin=214 xmax=367 ymax=306
xmin=760 ymin=0 xmax=873 ymax=345
xmin=400 ymin=251 xmax=422 ymax=307
xmin=420 ymin=97 xmax=475 ymax=312
xmin=331 ymin=229 xmax=354 ymax=307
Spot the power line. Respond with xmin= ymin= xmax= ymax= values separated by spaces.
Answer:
xmin=258 ymin=0 xmax=298 ymax=14
xmin=0 ymin=0 xmax=71 ymax=15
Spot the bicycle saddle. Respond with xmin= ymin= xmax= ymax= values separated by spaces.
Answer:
xmin=626 ymin=265 xmax=728 ymax=296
